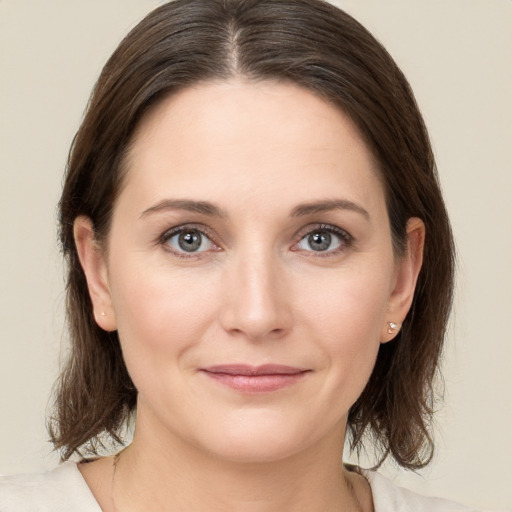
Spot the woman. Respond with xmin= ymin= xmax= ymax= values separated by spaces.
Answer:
xmin=0 ymin=0 xmax=488 ymax=510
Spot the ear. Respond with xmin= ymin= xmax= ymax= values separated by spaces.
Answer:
xmin=73 ymin=216 xmax=117 ymax=331
xmin=381 ymin=217 xmax=425 ymax=343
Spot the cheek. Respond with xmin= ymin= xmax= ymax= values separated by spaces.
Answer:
xmin=294 ymin=265 xmax=392 ymax=384
xmin=108 ymin=259 xmax=220 ymax=365
xmin=298 ymin=265 xmax=391 ymax=340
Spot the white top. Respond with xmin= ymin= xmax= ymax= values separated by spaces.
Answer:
xmin=0 ymin=462 xmax=491 ymax=511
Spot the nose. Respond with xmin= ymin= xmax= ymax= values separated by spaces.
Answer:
xmin=219 ymin=249 xmax=293 ymax=341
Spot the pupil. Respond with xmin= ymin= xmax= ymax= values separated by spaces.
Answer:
xmin=308 ymin=231 xmax=331 ymax=251
xmin=178 ymin=231 xmax=201 ymax=252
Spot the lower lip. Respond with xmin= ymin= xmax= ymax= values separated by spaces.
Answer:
xmin=202 ymin=372 xmax=308 ymax=393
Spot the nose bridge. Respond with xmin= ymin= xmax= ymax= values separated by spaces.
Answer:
xmin=220 ymin=242 xmax=291 ymax=340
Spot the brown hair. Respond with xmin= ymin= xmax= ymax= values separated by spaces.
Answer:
xmin=51 ymin=0 xmax=455 ymax=470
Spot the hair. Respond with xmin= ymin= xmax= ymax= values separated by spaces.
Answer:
xmin=51 ymin=0 xmax=455 ymax=470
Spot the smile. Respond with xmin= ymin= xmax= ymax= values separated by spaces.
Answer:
xmin=200 ymin=364 xmax=310 ymax=393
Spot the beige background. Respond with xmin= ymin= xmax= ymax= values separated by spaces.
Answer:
xmin=0 ymin=0 xmax=511 ymax=509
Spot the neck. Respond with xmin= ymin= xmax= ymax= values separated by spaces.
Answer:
xmin=111 ymin=412 xmax=371 ymax=512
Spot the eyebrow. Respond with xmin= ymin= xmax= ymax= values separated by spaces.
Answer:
xmin=140 ymin=198 xmax=370 ymax=220
xmin=291 ymin=199 xmax=370 ymax=220
xmin=140 ymin=199 xmax=227 ymax=218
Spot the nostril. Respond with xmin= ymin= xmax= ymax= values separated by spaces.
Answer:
xmin=223 ymin=319 xmax=290 ymax=341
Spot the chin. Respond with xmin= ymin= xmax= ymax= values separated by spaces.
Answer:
xmin=204 ymin=434 xmax=305 ymax=464
xmin=191 ymin=413 xmax=325 ymax=464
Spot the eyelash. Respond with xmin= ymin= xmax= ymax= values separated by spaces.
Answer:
xmin=159 ymin=224 xmax=220 ymax=259
xmin=159 ymin=223 xmax=354 ymax=259
xmin=292 ymin=224 xmax=353 ymax=258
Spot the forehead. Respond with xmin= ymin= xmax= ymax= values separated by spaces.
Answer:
xmin=120 ymin=79 xmax=385 ymax=217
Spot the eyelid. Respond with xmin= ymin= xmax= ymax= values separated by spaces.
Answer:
xmin=292 ymin=223 xmax=354 ymax=255
xmin=157 ymin=222 xmax=353 ymax=258
xmin=295 ymin=223 xmax=352 ymax=241
xmin=159 ymin=223 xmax=221 ymax=257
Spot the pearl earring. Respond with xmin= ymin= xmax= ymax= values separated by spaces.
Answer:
xmin=101 ymin=311 xmax=106 ymax=316
xmin=387 ymin=321 xmax=401 ymax=334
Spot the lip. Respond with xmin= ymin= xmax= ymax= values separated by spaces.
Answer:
xmin=200 ymin=364 xmax=310 ymax=393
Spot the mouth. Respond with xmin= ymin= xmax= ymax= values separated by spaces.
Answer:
xmin=200 ymin=364 xmax=310 ymax=393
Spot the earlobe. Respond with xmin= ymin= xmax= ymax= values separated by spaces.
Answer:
xmin=73 ymin=216 xmax=117 ymax=331
xmin=381 ymin=217 xmax=425 ymax=343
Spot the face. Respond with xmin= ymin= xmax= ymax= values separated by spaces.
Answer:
xmin=77 ymin=80 xmax=421 ymax=463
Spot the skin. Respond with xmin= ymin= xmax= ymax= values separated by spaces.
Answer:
xmin=75 ymin=79 xmax=424 ymax=512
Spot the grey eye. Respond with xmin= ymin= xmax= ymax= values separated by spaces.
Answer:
xmin=308 ymin=232 xmax=331 ymax=251
xmin=178 ymin=231 xmax=202 ymax=252
xmin=297 ymin=230 xmax=343 ymax=252
xmin=166 ymin=229 xmax=214 ymax=253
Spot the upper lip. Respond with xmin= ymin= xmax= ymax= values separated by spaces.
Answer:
xmin=201 ymin=364 xmax=309 ymax=376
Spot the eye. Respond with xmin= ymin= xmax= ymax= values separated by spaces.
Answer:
xmin=294 ymin=226 xmax=351 ymax=254
xmin=163 ymin=227 xmax=216 ymax=254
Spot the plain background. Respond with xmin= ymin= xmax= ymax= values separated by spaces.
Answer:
xmin=0 ymin=0 xmax=511 ymax=509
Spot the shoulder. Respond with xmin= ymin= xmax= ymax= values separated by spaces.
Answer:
xmin=0 ymin=462 xmax=101 ymax=512
xmin=364 ymin=470 xmax=494 ymax=512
